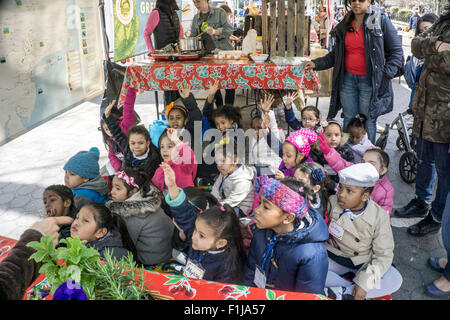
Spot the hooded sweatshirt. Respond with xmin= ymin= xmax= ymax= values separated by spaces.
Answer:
xmin=86 ymin=229 xmax=130 ymax=262
xmin=106 ymin=184 xmax=174 ymax=266
xmin=211 ymin=164 xmax=255 ymax=215
xmin=243 ymin=207 xmax=329 ymax=294
xmin=72 ymin=176 xmax=110 ymax=210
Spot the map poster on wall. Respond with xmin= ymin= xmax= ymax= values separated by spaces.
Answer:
xmin=113 ymin=0 xmax=182 ymax=61
xmin=0 ymin=0 xmax=105 ymax=145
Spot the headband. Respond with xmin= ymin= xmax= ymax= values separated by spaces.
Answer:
xmin=164 ymin=102 xmax=188 ymax=119
xmin=301 ymin=164 xmax=325 ymax=184
xmin=254 ymin=175 xmax=310 ymax=218
xmin=116 ymin=171 xmax=139 ymax=189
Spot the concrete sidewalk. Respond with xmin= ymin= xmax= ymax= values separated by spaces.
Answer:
xmin=0 ymin=82 xmax=447 ymax=300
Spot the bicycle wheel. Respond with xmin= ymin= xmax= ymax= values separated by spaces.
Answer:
xmin=399 ymin=151 xmax=417 ymax=184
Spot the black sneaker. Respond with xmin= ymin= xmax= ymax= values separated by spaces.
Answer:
xmin=407 ymin=214 xmax=441 ymax=237
xmin=394 ymin=197 xmax=430 ymax=218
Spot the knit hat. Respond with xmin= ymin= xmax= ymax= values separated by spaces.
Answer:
xmin=63 ymin=147 xmax=100 ymax=179
xmin=338 ymin=163 xmax=379 ymax=188
xmin=284 ymin=128 xmax=317 ymax=157
xmin=148 ymin=120 xmax=169 ymax=147
xmin=254 ymin=175 xmax=310 ymax=218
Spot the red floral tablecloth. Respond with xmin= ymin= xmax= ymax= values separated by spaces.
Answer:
xmin=117 ymin=57 xmax=321 ymax=107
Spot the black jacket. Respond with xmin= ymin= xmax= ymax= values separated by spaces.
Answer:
xmin=313 ymin=5 xmax=404 ymax=120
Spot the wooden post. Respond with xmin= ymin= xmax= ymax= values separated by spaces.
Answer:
xmin=296 ymin=0 xmax=305 ymax=57
xmin=277 ymin=0 xmax=285 ymax=57
xmin=262 ymin=0 xmax=268 ymax=54
xmin=269 ymin=0 xmax=277 ymax=57
xmin=287 ymin=0 xmax=295 ymax=57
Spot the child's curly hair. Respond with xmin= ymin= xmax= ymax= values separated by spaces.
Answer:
xmin=211 ymin=104 xmax=242 ymax=127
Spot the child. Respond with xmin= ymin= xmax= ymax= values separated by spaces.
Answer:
xmin=324 ymin=163 xmax=402 ymax=300
xmin=105 ymin=167 xmax=174 ymax=266
xmin=211 ymin=143 xmax=254 ymax=217
xmin=275 ymin=128 xmax=318 ymax=179
xmin=43 ymin=185 xmax=78 ymax=239
xmin=63 ymin=147 xmax=110 ymax=210
xmin=285 ymin=98 xmax=322 ymax=133
xmin=104 ymin=111 xmax=161 ymax=179
xmin=70 ymin=202 xmax=139 ymax=263
xmin=243 ymin=175 xmax=329 ymax=294
xmin=294 ymin=162 xmax=329 ymax=220
xmin=248 ymin=95 xmax=283 ymax=177
xmin=318 ymin=132 xmax=394 ymax=215
xmin=151 ymin=128 xmax=197 ymax=193
xmin=162 ymin=163 xmax=246 ymax=284
xmin=100 ymin=87 xmax=137 ymax=175
xmin=346 ymin=114 xmax=375 ymax=163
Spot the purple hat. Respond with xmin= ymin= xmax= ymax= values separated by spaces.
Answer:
xmin=284 ymin=128 xmax=317 ymax=157
xmin=254 ymin=175 xmax=310 ymax=218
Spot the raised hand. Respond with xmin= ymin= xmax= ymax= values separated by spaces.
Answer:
xmin=172 ymin=218 xmax=186 ymax=241
xmin=285 ymin=91 xmax=299 ymax=109
xmin=318 ymin=131 xmax=331 ymax=155
xmin=207 ymin=79 xmax=220 ymax=103
xmin=161 ymin=162 xmax=177 ymax=188
xmin=178 ymin=81 xmax=191 ymax=99
xmin=167 ymin=128 xmax=182 ymax=145
xmin=104 ymin=99 xmax=116 ymax=118
xmin=260 ymin=93 xmax=275 ymax=113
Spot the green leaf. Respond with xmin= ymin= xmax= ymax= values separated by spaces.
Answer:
xmin=28 ymin=250 xmax=48 ymax=263
xmin=39 ymin=262 xmax=58 ymax=276
xmin=66 ymin=265 xmax=81 ymax=284
xmin=266 ymin=289 xmax=276 ymax=300
xmin=276 ymin=295 xmax=285 ymax=300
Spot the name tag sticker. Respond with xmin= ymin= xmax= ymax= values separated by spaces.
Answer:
xmin=329 ymin=221 xmax=345 ymax=241
xmin=254 ymin=265 xmax=267 ymax=289
xmin=183 ymin=259 xmax=205 ymax=280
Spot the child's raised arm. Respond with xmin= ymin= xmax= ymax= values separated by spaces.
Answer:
xmin=119 ymin=87 xmax=137 ymax=133
xmin=103 ymin=100 xmax=129 ymax=151
xmin=284 ymin=91 xmax=302 ymax=130
xmin=178 ymin=82 xmax=202 ymax=132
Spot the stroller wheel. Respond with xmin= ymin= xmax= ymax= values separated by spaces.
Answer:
xmin=396 ymin=136 xmax=405 ymax=150
xmin=399 ymin=151 xmax=417 ymax=184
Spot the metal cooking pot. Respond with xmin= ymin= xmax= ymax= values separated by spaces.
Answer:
xmin=179 ymin=37 xmax=202 ymax=52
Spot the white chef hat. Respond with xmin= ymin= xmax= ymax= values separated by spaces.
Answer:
xmin=338 ymin=163 xmax=379 ymax=187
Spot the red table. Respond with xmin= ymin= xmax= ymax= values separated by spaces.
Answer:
xmin=117 ymin=57 xmax=321 ymax=113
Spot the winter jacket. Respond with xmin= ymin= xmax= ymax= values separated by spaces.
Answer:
xmin=152 ymin=142 xmax=197 ymax=193
xmin=86 ymin=229 xmax=130 ymax=262
xmin=409 ymin=14 xmax=420 ymax=31
xmin=190 ymin=6 xmax=234 ymax=51
xmin=107 ymin=88 xmax=137 ymax=172
xmin=242 ymin=207 xmax=329 ymax=294
xmin=326 ymin=196 xmax=394 ymax=293
xmin=144 ymin=8 xmax=184 ymax=53
xmin=324 ymin=148 xmax=394 ymax=214
xmin=410 ymin=13 xmax=450 ymax=143
xmin=312 ymin=5 xmax=404 ymax=120
xmin=58 ymin=207 xmax=78 ymax=240
xmin=179 ymin=93 xmax=204 ymax=149
xmin=347 ymin=133 xmax=375 ymax=163
xmin=104 ymin=112 xmax=161 ymax=179
xmin=211 ymin=164 xmax=255 ymax=215
xmin=106 ymin=185 xmax=174 ymax=266
xmin=0 ymin=229 xmax=43 ymax=300
xmin=72 ymin=176 xmax=110 ymax=210
xmin=165 ymin=189 xmax=244 ymax=284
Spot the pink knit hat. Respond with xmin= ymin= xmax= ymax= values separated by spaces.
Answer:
xmin=284 ymin=128 xmax=317 ymax=157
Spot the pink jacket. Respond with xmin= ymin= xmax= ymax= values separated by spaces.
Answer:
xmin=152 ymin=142 xmax=197 ymax=192
xmin=324 ymin=148 xmax=394 ymax=215
xmin=108 ymin=88 xmax=137 ymax=171
xmin=144 ymin=10 xmax=184 ymax=53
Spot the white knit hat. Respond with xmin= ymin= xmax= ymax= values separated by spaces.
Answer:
xmin=338 ymin=163 xmax=379 ymax=187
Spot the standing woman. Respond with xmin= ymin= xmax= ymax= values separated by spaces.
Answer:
xmin=144 ymin=0 xmax=184 ymax=106
xmin=303 ymin=0 xmax=404 ymax=144
xmin=190 ymin=0 xmax=235 ymax=106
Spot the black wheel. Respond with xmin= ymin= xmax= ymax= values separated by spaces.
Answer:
xmin=396 ymin=135 xmax=405 ymax=150
xmin=376 ymin=134 xmax=388 ymax=150
xmin=399 ymin=151 xmax=417 ymax=184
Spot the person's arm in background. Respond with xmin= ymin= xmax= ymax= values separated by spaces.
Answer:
xmin=144 ymin=10 xmax=160 ymax=54
xmin=0 ymin=217 xmax=73 ymax=300
xmin=381 ymin=14 xmax=404 ymax=79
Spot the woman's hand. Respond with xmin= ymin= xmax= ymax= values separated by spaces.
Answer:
xmin=302 ymin=61 xmax=316 ymax=70
xmin=104 ymin=100 xmax=116 ymax=118
xmin=178 ymin=82 xmax=191 ymax=99
xmin=352 ymin=285 xmax=367 ymax=300
xmin=207 ymin=79 xmax=220 ymax=103
xmin=205 ymin=27 xmax=219 ymax=36
xmin=285 ymin=91 xmax=299 ymax=109
xmin=260 ymin=93 xmax=275 ymax=113
xmin=275 ymin=170 xmax=285 ymax=180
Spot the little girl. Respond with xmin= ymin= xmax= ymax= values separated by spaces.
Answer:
xmin=106 ymin=167 xmax=174 ymax=266
xmin=151 ymin=128 xmax=197 ymax=193
xmin=284 ymin=91 xmax=321 ymax=132
xmin=70 ymin=202 xmax=139 ymax=263
xmin=275 ymin=128 xmax=318 ymax=179
xmin=243 ymin=175 xmax=329 ymax=294
xmin=318 ymin=132 xmax=394 ymax=215
xmin=324 ymin=163 xmax=402 ymax=300
xmin=104 ymin=107 xmax=161 ymax=179
xmin=43 ymin=185 xmax=78 ymax=239
xmin=100 ymin=87 xmax=137 ymax=175
xmin=346 ymin=114 xmax=375 ymax=163
xmin=162 ymin=163 xmax=246 ymax=284
xmin=211 ymin=143 xmax=254 ymax=217
xmin=294 ymin=162 xmax=329 ymax=220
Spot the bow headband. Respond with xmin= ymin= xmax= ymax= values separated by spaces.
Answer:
xmin=302 ymin=164 xmax=325 ymax=184
xmin=164 ymin=102 xmax=188 ymax=119
xmin=116 ymin=171 xmax=139 ymax=189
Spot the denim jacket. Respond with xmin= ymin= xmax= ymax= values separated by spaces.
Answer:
xmin=313 ymin=5 xmax=404 ymax=120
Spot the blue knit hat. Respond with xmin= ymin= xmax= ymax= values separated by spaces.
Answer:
xmin=149 ymin=120 xmax=169 ymax=147
xmin=63 ymin=147 xmax=100 ymax=179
